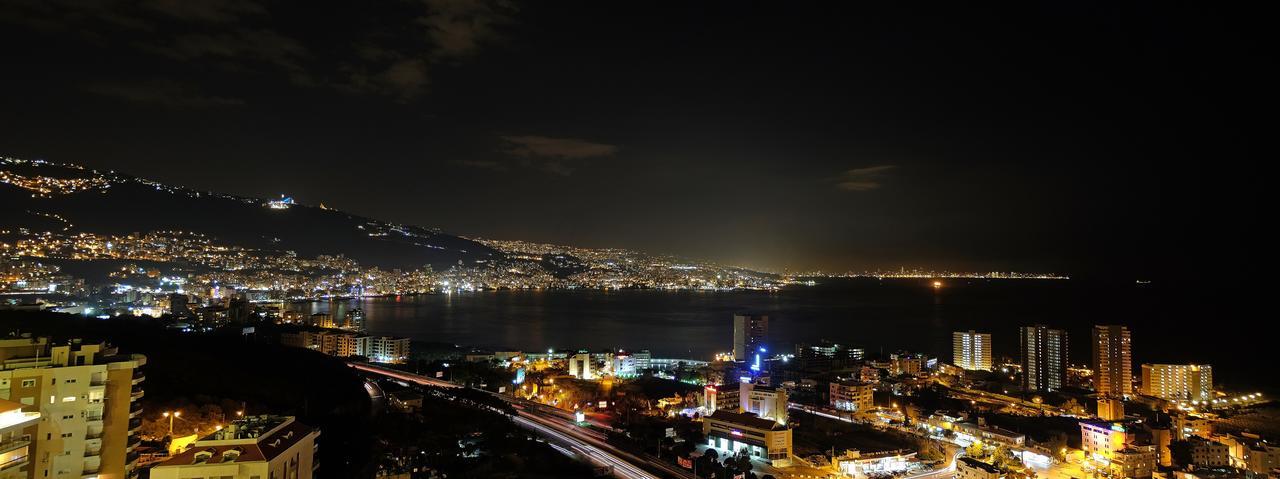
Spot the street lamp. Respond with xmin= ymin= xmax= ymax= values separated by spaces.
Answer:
xmin=161 ymin=411 xmax=181 ymax=435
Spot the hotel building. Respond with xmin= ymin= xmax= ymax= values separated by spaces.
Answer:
xmin=953 ymin=331 xmax=993 ymax=371
xmin=0 ymin=337 xmax=146 ymax=479
xmin=150 ymin=415 xmax=319 ymax=479
xmin=1141 ymin=364 xmax=1213 ymax=402
xmin=1081 ymin=421 xmax=1130 ymax=462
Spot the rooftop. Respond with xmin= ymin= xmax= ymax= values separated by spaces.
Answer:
xmin=706 ymin=410 xmax=787 ymax=431
xmin=959 ymin=457 xmax=1003 ymax=474
xmin=157 ymin=416 xmax=318 ymax=467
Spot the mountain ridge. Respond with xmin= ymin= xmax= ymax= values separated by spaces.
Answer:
xmin=2 ymin=156 xmax=497 ymax=270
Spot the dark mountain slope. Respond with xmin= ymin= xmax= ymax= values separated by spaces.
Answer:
xmin=2 ymin=158 xmax=496 ymax=269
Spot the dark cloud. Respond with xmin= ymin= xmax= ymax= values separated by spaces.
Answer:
xmin=140 ymin=0 xmax=267 ymax=23
xmin=500 ymin=135 xmax=618 ymax=160
xmin=835 ymin=165 xmax=895 ymax=191
xmin=457 ymin=136 xmax=619 ymax=176
xmin=483 ymin=135 xmax=619 ymax=176
xmin=419 ymin=0 xmax=515 ymax=59
xmin=0 ymin=0 xmax=515 ymax=101
xmin=86 ymin=80 xmax=245 ymax=108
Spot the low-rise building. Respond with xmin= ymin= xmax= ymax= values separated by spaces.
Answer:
xmin=834 ymin=449 xmax=917 ymax=477
xmin=150 ymin=415 xmax=320 ymax=479
xmin=1184 ymin=436 xmax=1231 ymax=468
xmin=1218 ymin=433 xmax=1280 ymax=474
xmin=1173 ymin=412 xmax=1213 ymax=440
xmin=955 ymin=418 xmax=1026 ymax=447
xmin=829 ymin=380 xmax=874 ymax=414
xmin=388 ymin=391 xmax=423 ymax=413
xmin=956 ymin=457 xmax=1004 ymax=479
xmin=703 ymin=410 xmax=792 ymax=465
xmin=1111 ymin=445 xmax=1157 ymax=479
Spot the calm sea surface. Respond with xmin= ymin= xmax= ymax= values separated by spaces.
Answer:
xmin=286 ymin=278 xmax=1264 ymax=392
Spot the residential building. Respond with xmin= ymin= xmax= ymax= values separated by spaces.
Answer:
xmin=1093 ymin=325 xmax=1133 ymax=397
xmin=0 ymin=337 xmax=146 ymax=479
xmin=1111 ymin=446 xmax=1156 ymax=479
xmin=890 ymin=352 xmax=928 ymax=376
xmin=150 ymin=415 xmax=319 ymax=479
xmin=703 ymin=410 xmax=791 ymax=465
xmin=0 ymin=398 xmax=41 ymax=479
xmin=1217 ymin=433 xmax=1280 ymax=474
xmin=307 ymin=313 xmax=335 ymax=329
xmin=956 ymin=457 xmax=1003 ymax=479
xmin=367 ymin=337 xmax=410 ymax=364
xmin=732 ymin=314 xmax=768 ymax=363
xmin=1020 ymin=325 xmax=1068 ymax=391
xmin=954 ymin=418 xmax=1025 ymax=447
xmin=280 ymin=331 xmax=409 ymax=364
xmin=1172 ymin=413 xmax=1213 ymax=440
xmin=829 ymin=381 xmax=874 ymax=414
xmin=1184 ymin=436 xmax=1231 ymax=468
xmin=1098 ymin=396 xmax=1125 ymax=421
xmin=343 ymin=308 xmax=365 ymax=332
xmin=953 ymin=331 xmax=993 ymax=371
xmin=1141 ymin=364 xmax=1213 ymax=402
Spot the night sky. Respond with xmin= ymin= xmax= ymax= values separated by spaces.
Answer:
xmin=0 ymin=2 xmax=1263 ymax=278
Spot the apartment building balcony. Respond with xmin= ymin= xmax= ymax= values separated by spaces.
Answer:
xmin=0 ymin=437 xmax=30 ymax=456
xmin=84 ymin=447 xmax=101 ymax=457
xmin=131 ymin=370 xmax=145 ymax=385
xmin=130 ymin=385 xmax=144 ymax=400
xmin=126 ymin=450 xmax=140 ymax=465
xmin=85 ymin=429 xmax=103 ymax=440
xmin=128 ymin=417 xmax=142 ymax=431
xmin=0 ymin=453 xmax=28 ymax=473
xmin=82 ymin=466 xmax=100 ymax=476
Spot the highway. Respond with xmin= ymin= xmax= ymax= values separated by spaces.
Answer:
xmin=349 ymin=362 xmax=694 ymax=479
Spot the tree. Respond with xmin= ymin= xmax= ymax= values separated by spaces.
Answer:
xmin=1060 ymin=398 xmax=1086 ymax=416
xmin=1042 ymin=432 xmax=1068 ymax=460
xmin=917 ymin=437 xmax=946 ymax=461
xmin=993 ymin=445 xmax=1023 ymax=470
xmin=1169 ymin=440 xmax=1194 ymax=467
xmin=967 ymin=441 xmax=986 ymax=459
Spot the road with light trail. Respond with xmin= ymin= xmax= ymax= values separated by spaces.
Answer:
xmin=349 ymin=362 xmax=695 ymax=479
